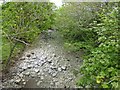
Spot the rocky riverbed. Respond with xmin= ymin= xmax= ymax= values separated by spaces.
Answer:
xmin=2 ymin=30 xmax=83 ymax=88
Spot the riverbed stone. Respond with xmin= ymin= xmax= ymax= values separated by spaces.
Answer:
xmin=22 ymin=66 xmax=28 ymax=70
xmin=47 ymin=59 xmax=52 ymax=63
xmin=31 ymin=52 xmax=35 ymax=55
xmin=50 ymin=66 xmax=57 ymax=70
xmin=26 ymin=54 xmax=31 ymax=57
xmin=50 ymin=82 xmax=54 ymax=85
xmin=15 ymin=78 xmax=21 ymax=84
xmin=23 ymin=82 xmax=26 ymax=85
xmin=34 ymin=61 xmax=39 ymax=65
xmin=32 ymin=55 xmax=37 ymax=59
xmin=68 ymin=77 xmax=73 ymax=81
xmin=53 ymin=54 xmax=56 ymax=57
xmin=31 ymin=72 xmax=36 ymax=77
xmin=48 ymin=69 xmax=52 ymax=74
xmin=10 ymin=79 xmax=14 ymax=83
xmin=27 ymin=64 xmax=32 ymax=68
xmin=41 ymin=61 xmax=45 ymax=66
xmin=58 ymin=67 xmax=62 ymax=72
xmin=42 ymin=56 xmax=47 ymax=60
xmin=19 ymin=73 xmax=24 ymax=78
xmin=51 ymin=62 xmax=54 ymax=66
xmin=20 ymin=57 xmax=26 ymax=60
xmin=61 ymin=66 xmax=66 ymax=70
xmin=37 ymin=81 xmax=42 ymax=86
xmin=41 ymin=76 xmax=44 ymax=80
xmin=24 ymin=72 xmax=30 ymax=76
xmin=22 ymin=79 xmax=25 ymax=82
xmin=52 ymin=72 xmax=57 ymax=77
xmin=35 ymin=69 xmax=39 ymax=73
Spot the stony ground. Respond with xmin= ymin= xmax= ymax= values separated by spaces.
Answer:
xmin=2 ymin=30 xmax=82 ymax=88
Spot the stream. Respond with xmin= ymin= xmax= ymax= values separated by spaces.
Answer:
xmin=2 ymin=30 xmax=83 ymax=88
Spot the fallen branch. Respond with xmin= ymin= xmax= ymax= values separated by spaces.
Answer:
xmin=11 ymin=37 xmax=30 ymax=46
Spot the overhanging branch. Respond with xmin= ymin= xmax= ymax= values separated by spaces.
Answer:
xmin=11 ymin=37 xmax=30 ymax=46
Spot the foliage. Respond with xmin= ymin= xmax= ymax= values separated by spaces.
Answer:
xmin=2 ymin=2 xmax=55 ymax=63
xmin=54 ymin=2 xmax=119 ymax=88
xmin=79 ymin=4 xmax=119 ymax=88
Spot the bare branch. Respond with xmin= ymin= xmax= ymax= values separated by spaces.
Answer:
xmin=11 ymin=37 xmax=30 ymax=46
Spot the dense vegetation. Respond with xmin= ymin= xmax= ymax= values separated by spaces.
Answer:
xmin=1 ymin=2 xmax=55 ymax=66
xmin=1 ymin=1 xmax=119 ymax=89
xmin=54 ymin=2 xmax=119 ymax=88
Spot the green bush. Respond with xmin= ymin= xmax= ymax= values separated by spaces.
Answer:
xmin=54 ymin=2 xmax=119 ymax=88
xmin=2 ymin=2 xmax=55 ymax=64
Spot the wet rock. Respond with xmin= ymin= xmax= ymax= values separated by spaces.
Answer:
xmin=48 ymin=69 xmax=52 ymax=74
xmin=37 ymin=63 xmax=42 ymax=66
xmin=31 ymin=72 xmax=36 ymax=77
xmin=22 ymin=66 xmax=28 ymax=70
xmin=34 ymin=61 xmax=38 ymax=65
xmin=15 ymin=78 xmax=21 ymax=84
xmin=58 ymin=67 xmax=62 ymax=72
xmin=23 ymin=82 xmax=26 ymax=85
xmin=31 ymin=52 xmax=35 ymax=55
xmin=32 ymin=55 xmax=37 ymax=59
xmin=41 ymin=76 xmax=44 ymax=80
xmin=41 ymin=61 xmax=45 ymax=66
xmin=10 ymin=79 xmax=14 ymax=83
xmin=52 ymin=72 xmax=57 ymax=77
xmin=41 ymin=72 xmax=44 ymax=75
xmin=61 ymin=66 xmax=66 ymax=70
xmin=68 ymin=78 xmax=73 ymax=81
xmin=50 ymin=66 xmax=57 ymax=70
xmin=37 ymin=72 xmax=41 ymax=76
xmin=30 ymin=59 xmax=34 ymax=62
xmin=35 ymin=69 xmax=39 ymax=73
xmin=37 ymin=81 xmax=42 ymax=86
xmin=27 ymin=64 xmax=32 ymax=68
xmin=25 ymin=60 xmax=30 ymax=63
xmin=47 ymin=59 xmax=52 ymax=63
xmin=19 ymin=73 xmax=24 ymax=78
xmin=50 ymin=82 xmax=54 ymax=85
xmin=51 ymin=63 xmax=54 ymax=66
xmin=55 ymin=82 xmax=60 ymax=86
xmin=53 ymin=54 xmax=56 ymax=57
xmin=22 ymin=79 xmax=25 ymax=82
xmin=43 ymin=68 xmax=48 ymax=72
xmin=53 ymin=79 xmax=58 ymax=82
xmin=20 ymin=57 xmax=26 ymax=60
xmin=34 ymin=65 xmax=39 ymax=68
xmin=43 ymin=56 xmax=47 ymax=60
xmin=24 ymin=72 xmax=30 ymax=76
xmin=26 ymin=54 xmax=31 ymax=57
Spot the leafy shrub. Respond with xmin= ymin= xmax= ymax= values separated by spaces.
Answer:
xmin=2 ymin=2 xmax=55 ymax=64
xmin=54 ymin=2 xmax=119 ymax=88
xmin=78 ymin=4 xmax=119 ymax=88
